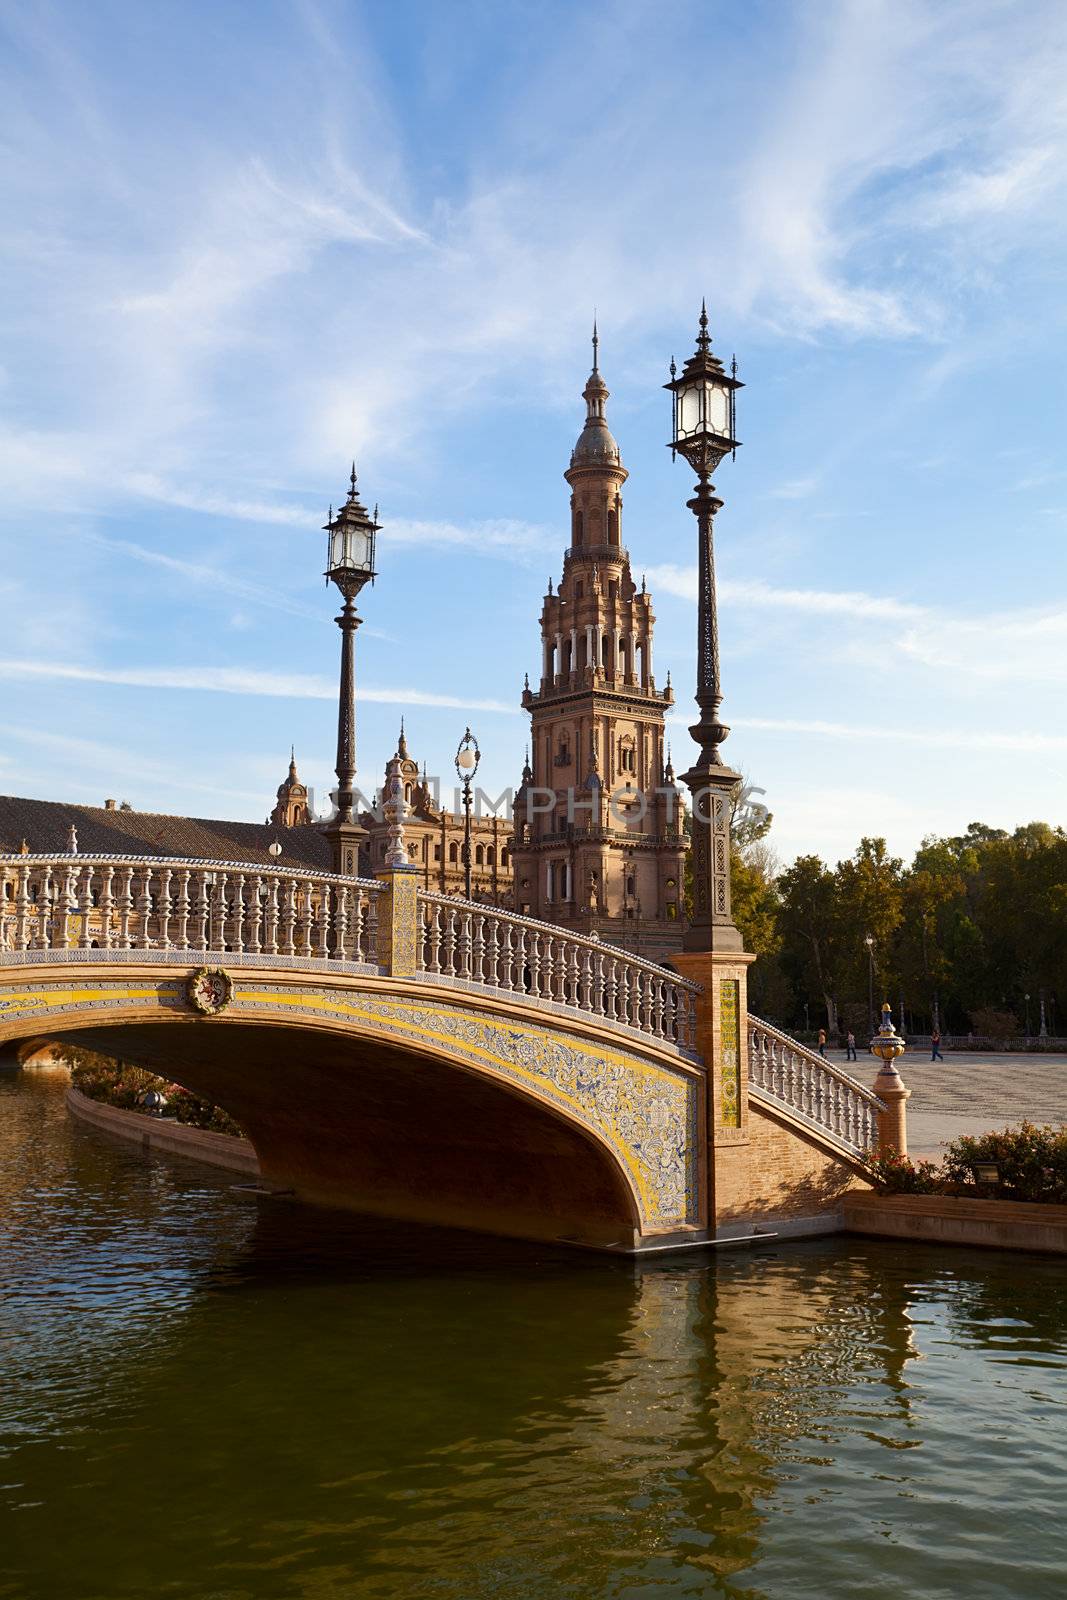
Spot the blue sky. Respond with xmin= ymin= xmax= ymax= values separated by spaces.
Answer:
xmin=1 ymin=0 xmax=1065 ymax=867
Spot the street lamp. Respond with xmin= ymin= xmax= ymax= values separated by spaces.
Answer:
xmin=666 ymin=302 xmax=743 ymax=953
xmin=864 ymin=933 xmax=876 ymax=1037
xmin=455 ymin=727 xmax=480 ymax=900
xmin=323 ymin=465 xmax=379 ymax=876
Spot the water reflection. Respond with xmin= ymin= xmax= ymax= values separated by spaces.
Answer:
xmin=2 ymin=1069 xmax=1065 ymax=1600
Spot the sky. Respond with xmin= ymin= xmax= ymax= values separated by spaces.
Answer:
xmin=0 ymin=0 xmax=1065 ymax=869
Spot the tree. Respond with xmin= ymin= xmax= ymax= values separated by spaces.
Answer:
xmin=777 ymin=855 xmax=843 ymax=1034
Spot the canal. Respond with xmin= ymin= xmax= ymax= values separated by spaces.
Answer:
xmin=2 ymin=1063 xmax=1065 ymax=1600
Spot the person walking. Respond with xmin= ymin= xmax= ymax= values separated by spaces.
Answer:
xmin=846 ymin=1030 xmax=857 ymax=1062
xmin=817 ymin=1027 xmax=827 ymax=1058
xmin=931 ymin=1028 xmax=944 ymax=1062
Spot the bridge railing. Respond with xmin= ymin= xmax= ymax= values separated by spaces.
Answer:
xmin=416 ymin=891 xmax=700 ymax=1052
xmin=0 ymin=855 xmax=382 ymax=967
xmin=748 ymin=1013 xmax=884 ymax=1156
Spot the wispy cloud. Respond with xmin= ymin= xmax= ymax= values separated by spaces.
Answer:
xmin=648 ymin=566 xmax=1067 ymax=687
xmin=647 ymin=566 xmax=924 ymax=621
xmin=767 ymin=477 xmax=819 ymax=501
xmin=720 ymin=715 xmax=1067 ymax=755
xmin=0 ymin=658 xmax=518 ymax=714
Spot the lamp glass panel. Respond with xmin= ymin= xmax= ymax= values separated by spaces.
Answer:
xmin=678 ymin=384 xmax=703 ymax=436
xmin=705 ymin=382 xmax=731 ymax=436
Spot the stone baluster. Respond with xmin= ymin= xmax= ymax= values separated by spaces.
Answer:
xmin=487 ymin=916 xmax=500 ymax=988
xmin=334 ymin=884 xmax=349 ymax=960
xmin=523 ymin=929 xmax=536 ymax=998
xmin=230 ymin=876 xmax=244 ymax=947
xmin=156 ymin=867 xmax=173 ymax=950
xmin=426 ymin=901 xmax=442 ymax=973
xmin=105 ymin=864 xmax=121 ymax=952
xmin=541 ymin=933 xmax=554 ymax=1002
xmin=247 ymin=875 xmax=263 ymax=955
xmin=213 ymin=872 xmax=229 ymax=953
xmin=263 ymin=878 xmax=278 ymax=954
xmin=352 ymin=883 xmax=366 ymax=962
xmin=443 ymin=907 xmax=457 ymax=976
xmin=593 ymin=949 xmax=606 ymax=1017
xmin=15 ymin=863 xmax=30 ymax=951
xmin=300 ymin=883 xmax=315 ymax=957
xmin=457 ymin=909 xmax=472 ymax=980
xmin=281 ymin=878 xmax=296 ymax=956
xmin=195 ymin=873 xmax=211 ymax=951
xmin=136 ymin=869 xmax=154 ymax=950
xmin=578 ymin=945 xmax=592 ymax=1011
xmin=78 ymin=864 xmax=95 ymax=948
xmin=37 ymin=864 xmax=53 ymax=948
xmin=174 ymin=869 xmax=190 ymax=951
xmin=314 ymin=881 xmax=330 ymax=959
xmin=60 ymin=861 xmax=77 ymax=949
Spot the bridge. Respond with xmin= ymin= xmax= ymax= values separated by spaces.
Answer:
xmin=0 ymin=853 xmax=899 ymax=1251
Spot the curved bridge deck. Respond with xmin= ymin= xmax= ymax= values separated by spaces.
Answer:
xmin=2 ymin=854 xmax=883 ymax=1249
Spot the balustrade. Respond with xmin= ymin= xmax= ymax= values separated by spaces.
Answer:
xmin=747 ymin=1014 xmax=882 ymax=1156
xmin=416 ymin=891 xmax=699 ymax=1052
xmin=0 ymin=855 xmax=381 ymax=968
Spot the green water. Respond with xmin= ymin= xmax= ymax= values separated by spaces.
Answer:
xmin=2 ymin=1064 xmax=1065 ymax=1600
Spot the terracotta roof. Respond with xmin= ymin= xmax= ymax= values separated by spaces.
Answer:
xmin=0 ymin=794 xmax=332 ymax=871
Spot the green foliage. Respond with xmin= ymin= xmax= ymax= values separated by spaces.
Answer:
xmin=941 ymin=1123 xmax=1067 ymax=1204
xmin=864 ymin=1123 xmax=1067 ymax=1204
xmin=864 ymin=1150 xmax=942 ymax=1194
xmin=59 ymin=1044 xmax=243 ymax=1137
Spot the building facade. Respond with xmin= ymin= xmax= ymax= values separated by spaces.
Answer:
xmin=358 ymin=726 xmax=513 ymax=904
xmin=510 ymin=335 xmax=686 ymax=959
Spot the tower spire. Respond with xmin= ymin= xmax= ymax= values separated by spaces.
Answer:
xmin=591 ymin=315 xmax=599 ymax=375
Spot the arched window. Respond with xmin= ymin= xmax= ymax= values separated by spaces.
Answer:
xmin=404 ymin=783 xmax=412 ymax=803
xmin=449 ymin=841 xmax=458 ymax=864
xmin=475 ymin=845 xmax=484 ymax=866
xmin=574 ymin=509 xmax=584 ymax=543
xmin=608 ymin=508 xmax=618 ymax=541
xmin=486 ymin=846 xmax=495 ymax=866
xmin=501 ymin=847 xmax=509 ymax=867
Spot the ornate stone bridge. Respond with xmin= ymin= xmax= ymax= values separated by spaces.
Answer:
xmin=0 ymin=854 xmax=892 ymax=1251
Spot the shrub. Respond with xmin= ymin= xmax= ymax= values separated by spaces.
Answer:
xmin=968 ymin=1007 xmax=1019 ymax=1041
xmin=864 ymin=1149 xmax=942 ymax=1194
xmin=59 ymin=1044 xmax=243 ymax=1138
xmin=941 ymin=1123 xmax=1067 ymax=1204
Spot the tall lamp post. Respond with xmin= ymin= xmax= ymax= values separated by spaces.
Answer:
xmin=455 ymin=727 xmax=480 ymax=900
xmin=323 ymin=465 xmax=379 ymax=876
xmin=666 ymin=303 xmax=744 ymax=953
xmin=864 ymin=933 xmax=876 ymax=1038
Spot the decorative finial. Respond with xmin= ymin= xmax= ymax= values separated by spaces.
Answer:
xmin=67 ymin=824 xmax=78 ymax=855
xmin=697 ymin=299 xmax=711 ymax=352
xmin=669 ymin=355 xmax=677 ymax=379
xmin=731 ymin=354 xmax=738 ymax=379
xmin=524 ymin=671 xmax=530 ymax=690
xmin=548 ymin=576 xmax=553 ymax=595
xmin=397 ymin=716 xmax=408 ymax=759
xmin=592 ymin=315 xmax=599 ymax=374
xmin=522 ymin=746 xmax=533 ymax=783
xmin=641 ymin=572 xmax=647 ymax=594
xmin=349 ymin=461 xmax=357 ymax=495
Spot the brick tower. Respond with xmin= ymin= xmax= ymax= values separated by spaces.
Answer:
xmin=511 ymin=330 xmax=686 ymax=959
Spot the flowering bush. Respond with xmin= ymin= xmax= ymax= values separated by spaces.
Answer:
xmin=864 ymin=1123 xmax=1067 ymax=1203
xmin=60 ymin=1045 xmax=243 ymax=1137
xmin=941 ymin=1123 xmax=1067 ymax=1204
xmin=864 ymin=1150 xmax=942 ymax=1194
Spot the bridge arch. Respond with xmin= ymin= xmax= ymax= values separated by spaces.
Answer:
xmin=0 ymin=962 xmax=702 ymax=1250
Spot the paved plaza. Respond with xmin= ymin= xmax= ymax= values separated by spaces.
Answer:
xmin=833 ymin=1050 xmax=1067 ymax=1158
